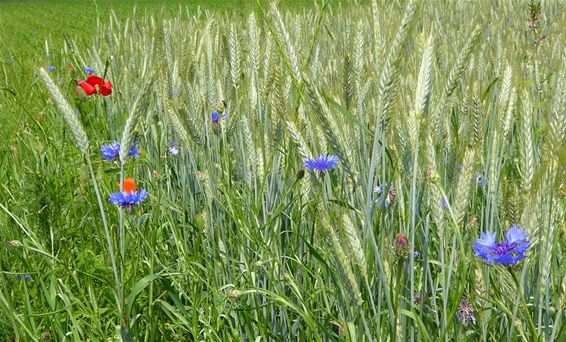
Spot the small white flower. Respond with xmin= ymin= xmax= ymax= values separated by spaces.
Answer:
xmin=168 ymin=142 xmax=180 ymax=156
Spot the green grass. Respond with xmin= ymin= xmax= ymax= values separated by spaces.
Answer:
xmin=1 ymin=0 xmax=565 ymax=340
xmin=0 ymin=0 xmax=344 ymax=63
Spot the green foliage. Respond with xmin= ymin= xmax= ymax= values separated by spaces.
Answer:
xmin=0 ymin=0 xmax=564 ymax=340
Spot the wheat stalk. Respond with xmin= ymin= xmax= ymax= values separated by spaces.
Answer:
xmin=229 ymin=24 xmax=241 ymax=94
xmin=520 ymin=92 xmax=534 ymax=191
xmin=501 ymin=88 xmax=516 ymax=140
xmin=453 ymin=149 xmax=474 ymax=225
xmin=341 ymin=213 xmax=368 ymax=283
xmin=433 ymin=25 xmax=481 ymax=137
xmin=39 ymin=68 xmax=90 ymax=155
xmin=119 ymin=81 xmax=151 ymax=166
xmin=321 ymin=211 xmax=363 ymax=306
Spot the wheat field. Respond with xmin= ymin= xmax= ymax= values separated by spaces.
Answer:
xmin=0 ymin=0 xmax=565 ymax=340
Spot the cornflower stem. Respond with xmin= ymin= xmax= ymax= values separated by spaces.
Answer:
xmin=508 ymin=269 xmax=539 ymax=341
xmin=119 ymin=166 xmax=125 ymax=283
xmin=119 ymin=165 xmax=126 ymax=319
xmin=86 ymin=157 xmax=122 ymax=319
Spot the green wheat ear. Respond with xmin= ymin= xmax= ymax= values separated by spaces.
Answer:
xmin=39 ymin=68 xmax=90 ymax=155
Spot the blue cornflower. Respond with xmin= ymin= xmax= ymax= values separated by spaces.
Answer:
xmin=84 ymin=67 xmax=95 ymax=74
xmin=109 ymin=190 xmax=149 ymax=211
xmin=473 ymin=225 xmax=530 ymax=266
xmin=100 ymin=141 xmax=140 ymax=161
xmin=211 ymin=111 xmax=228 ymax=124
xmin=47 ymin=65 xmax=56 ymax=72
xmin=441 ymin=198 xmax=448 ymax=208
xmin=304 ymin=154 xmax=340 ymax=172
xmin=109 ymin=178 xmax=148 ymax=211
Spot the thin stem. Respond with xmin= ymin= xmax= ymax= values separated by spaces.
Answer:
xmin=509 ymin=268 xmax=539 ymax=341
xmin=86 ymin=157 xmax=122 ymax=316
xmin=119 ymin=165 xmax=125 ymax=288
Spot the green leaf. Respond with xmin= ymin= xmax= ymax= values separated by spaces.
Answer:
xmin=126 ymin=273 xmax=160 ymax=318
xmin=400 ymin=309 xmax=432 ymax=341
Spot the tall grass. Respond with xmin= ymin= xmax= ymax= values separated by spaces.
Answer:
xmin=1 ymin=1 xmax=565 ymax=340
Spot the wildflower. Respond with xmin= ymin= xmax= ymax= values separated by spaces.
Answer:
xmin=109 ymin=178 xmax=148 ymax=211
xmin=16 ymin=274 xmax=31 ymax=281
xmin=47 ymin=65 xmax=56 ymax=72
xmin=84 ymin=67 xmax=95 ymax=74
xmin=303 ymin=154 xmax=340 ymax=172
xmin=394 ymin=233 xmax=410 ymax=259
xmin=211 ymin=111 xmax=228 ymax=124
xmin=101 ymin=141 xmax=140 ymax=161
xmin=457 ymin=299 xmax=476 ymax=327
xmin=441 ymin=198 xmax=448 ymax=208
xmin=474 ymin=173 xmax=487 ymax=186
xmin=77 ymin=75 xmax=112 ymax=96
xmin=473 ymin=225 xmax=530 ymax=266
xmin=375 ymin=184 xmax=396 ymax=207
xmin=168 ymin=142 xmax=180 ymax=156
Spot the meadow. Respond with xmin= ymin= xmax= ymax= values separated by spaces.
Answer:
xmin=0 ymin=0 xmax=565 ymax=340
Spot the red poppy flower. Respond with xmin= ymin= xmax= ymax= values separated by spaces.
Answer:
xmin=78 ymin=75 xmax=112 ymax=96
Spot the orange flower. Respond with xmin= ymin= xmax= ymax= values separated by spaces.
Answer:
xmin=118 ymin=178 xmax=136 ymax=193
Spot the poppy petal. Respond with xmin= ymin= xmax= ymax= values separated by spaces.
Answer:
xmin=100 ymin=81 xmax=112 ymax=96
xmin=78 ymin=81 xmax=97 ymax=96
xmin=86 ymin=75 xmax=104 ymax=87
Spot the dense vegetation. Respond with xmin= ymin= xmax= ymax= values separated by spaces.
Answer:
xmin=0 ymin=0 xmax=564 ymax=340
